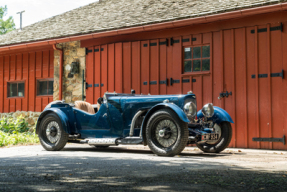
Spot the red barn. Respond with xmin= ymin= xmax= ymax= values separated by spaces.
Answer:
xmin=0 ymin=0 xmax=286 ymax=150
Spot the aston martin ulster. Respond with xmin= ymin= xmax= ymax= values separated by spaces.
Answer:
xmin=36 ymin=91 xmax=234 ymax=156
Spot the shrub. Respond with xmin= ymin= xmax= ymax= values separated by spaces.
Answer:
xmin=0 ymin=115 xmax=29 ymax=134
xmin=0 ymin=115 xmax=39 ymax=147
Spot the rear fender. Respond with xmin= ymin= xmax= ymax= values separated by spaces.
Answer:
xmin=36 ymin=108 xmax=70 ymax=134
xmin=141 ymin=103 xmax=189 ymax=145
xmin=197 ymin=106 xmax=234 ymax=124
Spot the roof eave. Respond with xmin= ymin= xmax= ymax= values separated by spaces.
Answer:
xmin=0 ymin=2 xmax=286 ymax=52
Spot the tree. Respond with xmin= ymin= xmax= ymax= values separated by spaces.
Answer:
xmin=0 ymin=5 xmax=15 ymax=35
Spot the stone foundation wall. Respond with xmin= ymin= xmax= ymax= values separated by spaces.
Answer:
xmin=0 ymin=111 xmax=41 ymax=128
xmin=54 ymin=41 xmax=86 ymax=103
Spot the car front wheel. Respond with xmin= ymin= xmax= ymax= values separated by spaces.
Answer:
xmin=196 ymin=122 xmax=232 ymax=153
xmin=146 ymin=109 xmax=188 ymax=156
xmin=38 ymin=113 xmax=69 ymax=151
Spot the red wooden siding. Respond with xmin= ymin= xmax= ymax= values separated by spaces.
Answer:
xmin=85 ymin=20 xmax=287 ymax=150
xmin=0 ymin=49 xmax=54 ymax=113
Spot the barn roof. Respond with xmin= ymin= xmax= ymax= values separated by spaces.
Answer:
xmin=0 ymin=0 xmax=285 ymax=47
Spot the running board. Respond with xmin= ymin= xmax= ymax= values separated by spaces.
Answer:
xmin=82 ymin=137 xmax=143 ymax=146
xmin=117 ymin=137 xmax=143 ymax=145
xmin=88 ymin=138 xmax=117 ymax=145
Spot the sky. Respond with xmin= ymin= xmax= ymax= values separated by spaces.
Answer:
xmin=2 ymin=0 xmax=99 ymax=29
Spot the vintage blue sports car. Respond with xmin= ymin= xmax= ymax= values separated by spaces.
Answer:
xmin=36 ymin=91 xmax=234 ymax=156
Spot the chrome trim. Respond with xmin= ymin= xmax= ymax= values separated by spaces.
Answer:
xmin=88 ymin=138 xmax=117 ymax=145
xmin=130 ymin=110 xmax=146 ymax=137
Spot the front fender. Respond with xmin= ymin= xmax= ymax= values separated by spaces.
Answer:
xmin=197 ymin=106 xmax=234 ymax=124
xmin=144 ymin=103 xmax=189 ymax=124
xmin=141 ymin=103 xmax=189 ymax=146
xmin=36 ymin=108 xmax=70 ymax=134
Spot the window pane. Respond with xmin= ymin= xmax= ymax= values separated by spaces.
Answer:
xmin=18 ymin=83 xmax=25 ymax=97
xmin=193 ymin=47 xmax=201 ymax=59
xmin=193 ymin=60 xmax=201 ymax=71
xmin=10 ymin=83 xmax=17 ymax=97
xmin=38 ymin=81 xmax=47 ymax=95
xmin=202 ymin=59 xmax=210 ymax=71
xmin=202 ymin=46 xmax=210 ymax=58
xmin=48 ymin=81 xmax=54 ymax=95
xmin=184 ymin=47 xmax=192 ymax=59
xmin=184 ymin=60 xmax=192 ymax=72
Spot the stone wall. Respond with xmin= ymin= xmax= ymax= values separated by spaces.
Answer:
xmin=0 ymin=111 xmax=41 ymax=128
xmin=54 ymin=41 xmax=86 ymax=103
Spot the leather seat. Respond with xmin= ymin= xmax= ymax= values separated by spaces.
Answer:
xmin=75 ymin=101 xmax=96 ymax=114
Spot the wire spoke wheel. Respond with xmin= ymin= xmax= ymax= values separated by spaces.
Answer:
xmin=45 ymin=121 xmax=61 ymax=144
xmin=196 ymin=122 xmax=232 ymax=153
xmin=38 ymin=113 xmax=68 ymax=151
xmin=146 ymin=109 xmax=188 ymax=156
xmin=154 ymin=119 xmax=178 ymax=148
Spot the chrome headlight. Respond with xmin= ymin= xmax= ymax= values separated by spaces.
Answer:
xmin=202 ymin=103 xmax=214 ymax=118
xmin=183 ymin=102 xmax=197 ymax=118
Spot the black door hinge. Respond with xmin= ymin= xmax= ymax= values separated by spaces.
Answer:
xmin=251 ymin=23 xmax=283 ymax=34
xmin=170 ymin=78 xmax=180 ymax=86
xmin=252 ymin=70 xmax=284 ymax=79
xmin=159 ymin=39 xmax=169 ymax=46
xmin=170 ymin=38 xmax=180 ymax=46
xmin=86 ymin=83 xmax=93 ymax=89
xmin=219 ymin=91 xmax=232 ymax=99
xmin=86 ymin=48 xmax=93 ymax=55
xmin=251 ymin=74 xmax=268 ymax=78
xmin=253 ymin=135 xmax=285 ymax=145
xmin=271 ymin=70 xmax=284 ymax=79
xmin=182 ymin=38 xmax=189 ymax=43
xmin=182 ymin=79 xmax=190 ymax=83
xmin=150 ymin=43 xmax=157 ymax=47
xmin=159 ymin=78 xmax=168 ymax=85
xmin=150 ymin=81 xmax=157 ymax=85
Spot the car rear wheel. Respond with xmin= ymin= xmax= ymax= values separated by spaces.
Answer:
xmin=146 ymin=109 xmax=188 ymax=156
xmin=38 ymin=113 xmax=69 ymax=151
xmin=196 ymin=122 xmax=232 ymax=153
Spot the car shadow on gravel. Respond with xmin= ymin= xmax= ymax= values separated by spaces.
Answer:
xmin=0 ymin=152 xmax=286 ymax=192
xmin=61 ymin=146 xmax=245 ymax=158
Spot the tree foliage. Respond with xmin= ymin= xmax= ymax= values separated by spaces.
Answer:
xmin=0 ymin=5 xmax=16 ymax=35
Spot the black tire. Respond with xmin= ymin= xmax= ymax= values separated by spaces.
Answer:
xmin=146 ymin=109 xmax=188 ymax=156
xmin=38 ymin=113 xmax=69 ymax=151
xmin=196 ymin=122 xmax=232 ymax=153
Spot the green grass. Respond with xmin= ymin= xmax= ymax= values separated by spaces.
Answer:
xmin=0 ymin=115 xmax=39 ymax=147
xmin=0 ymin=131 xmax=39 ymax=147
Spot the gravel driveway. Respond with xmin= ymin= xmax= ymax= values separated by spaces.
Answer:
xmin=0 ymin=144 xmax=287 ymax=192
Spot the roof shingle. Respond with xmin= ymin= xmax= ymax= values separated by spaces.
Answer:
xmin=0 ymin=0 xmax=285 ymax=46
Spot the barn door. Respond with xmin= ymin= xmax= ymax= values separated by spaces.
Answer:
xmin=85 ymin=45 xmax=105 ymax=104
xmin=85 ymin=46 xmax=94 ymax=103
xmin=159 ymin=38 xmax=168 ymax=95
xmin=140 ymin=39 xmax=168 ymax=95
xmin=166 ymin=36 xmax=182 ymax=94
xmin=220 ymin=23 xmax=286 ymax=150
xmin=181 ymin=33 xmax=213 ymax=110
xmin=253 ymin=23 xmax=284 ymax=150
xmin=243 ymin=23 xmax=285 ymax=150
